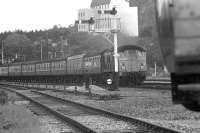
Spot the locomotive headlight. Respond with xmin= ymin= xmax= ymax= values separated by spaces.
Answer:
xmin=107 ymin=79 xmax=112 ymax=85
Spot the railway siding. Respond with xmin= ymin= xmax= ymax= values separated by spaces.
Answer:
xmin=34 ymin=90 xmax=181 ymax=133
xmin=2 ymin=85 xmax=181 ymax=133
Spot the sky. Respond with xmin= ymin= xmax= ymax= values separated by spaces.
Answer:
xmin=0 ymin=0 xmax=138 ymax=35
xmin=0 ymin=0 xmax=91 ymax=32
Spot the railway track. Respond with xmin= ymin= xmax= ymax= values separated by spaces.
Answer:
xmin=0 ymin=87 xmax=89 ymax=133
xmin=137 ymin=79 xmax=171 ymax=90
xmin=23 ymin=100 xmax=80 ymax=133
xmin=1 ymin=80 xmax=171 ymax=92
xmin=1 ymin=84 xmax=181 ymax=133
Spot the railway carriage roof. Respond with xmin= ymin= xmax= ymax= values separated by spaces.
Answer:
xmin=101 ymin=45 xmax=146 ymax=54
xmin=84 ymin=52 xmax=101 ymax=58
xmin=0 ymin=45 xmax=145 ymax=66
xmin=35 ymin=58 xmax=67 ymax=64
xmin=67 ymin=54 xmax=86 ymax=60
xmin=7 ymin=58 xmax=67 ymax=65
xmin=118 ymin=45 xmax=146 ymax=52
xmin=8 ymin=62 xmax=22 ymax=66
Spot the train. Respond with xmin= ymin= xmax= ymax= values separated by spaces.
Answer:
xmin=0 ymin=45 xmax=146 ymax=90
xmin=156 ymin=0 xmax=200 ymax=111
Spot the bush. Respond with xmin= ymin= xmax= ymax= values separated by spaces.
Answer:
xmin=0 ymin=91 xmax=8 ymax=105
xmin=0 ymin=105 xmax=42 ymax=133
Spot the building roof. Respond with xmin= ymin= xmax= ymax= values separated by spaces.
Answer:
xmin=118 ymin=45 xmax=146 ymax=52
xmin=101 ymin=44 xmax=146 ymax=54
xmin=90 ymin=0 xmax=111 ymax=8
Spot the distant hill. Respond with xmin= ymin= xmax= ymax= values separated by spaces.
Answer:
xmin=0 ymin=25 xmax=163 ymax=67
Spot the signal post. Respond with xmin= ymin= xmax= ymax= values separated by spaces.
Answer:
xmin=111 ymin=14 xmax=120 ymax=90
xmin=77 ymin=7 xmax=120 ymax=91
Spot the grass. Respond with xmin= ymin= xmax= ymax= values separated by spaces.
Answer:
xmin=0 ymin=90 xmax=42 ymax=133
xmin=0 ymin=105 xmax=43 ymax=133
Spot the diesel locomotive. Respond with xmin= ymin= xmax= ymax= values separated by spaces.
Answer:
xmin=0 ymin=45 xmax=146 ymax=89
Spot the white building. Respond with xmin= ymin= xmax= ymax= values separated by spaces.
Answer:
xmin=78 ymin=0 xmax=121 ymax=33
xmin=78 ymin=9 xmax=98 ymax=32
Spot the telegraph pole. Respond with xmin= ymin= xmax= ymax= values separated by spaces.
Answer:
xmin=77 ymin=7 xmax=120 ymax=91
xmin=40 ymin=40 xmax=43 ymax=61
xmin=60 ymin=36 xmax=64 ymax=58
xmin=1 ymin=40 xmax=4 ymax=64
xmin=46 ymin=32 xmax=49 ymax=60
xmin=111 ymin=9 xmax=120 ymax=91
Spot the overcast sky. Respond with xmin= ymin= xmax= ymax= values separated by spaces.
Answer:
xmin=0 ymin=0 xmax=138 ymax=35
xmin=0 ymin=0 xmax=91 ymax=32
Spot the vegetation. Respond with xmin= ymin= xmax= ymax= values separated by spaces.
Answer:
xmin=0 ymin=91 xmax=42 ymax=133
xmin=0 ymin=105 xmax=42 ymax=133
xmin=0 ymin=24 xmax=164 ymax=68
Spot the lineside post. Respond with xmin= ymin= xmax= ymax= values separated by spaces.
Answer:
xmin=111 ymin=15 xmax=120 ymax=91
xmin=1 ymin=40 xmax=4 ymax=64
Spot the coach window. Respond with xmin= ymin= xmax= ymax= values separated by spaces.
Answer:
xmin=57 ymin=62 xmax=59 ymax=68
xmin=137 ymin=51 xmax=142 ymax=57
xmin=52 ymin=62 xmax=54 ymax=69
xmin=57 ymin=62 xmax=60 ymax=69
xmin=54 ymin=62 xmax=56 ymax=69
xmin=58 ymin=63 xmax=60 ymax=69
xmin=59 ymin=63 xmax=61 ymax=69
xmin=57 ymin=62 xmax=59 ymax=69
xmin=57 ymin=63 xmax=59 ymax=69
xmin=55 ymin=63 xmax=57 ymax=70
xmin=62 ymin=62 xmax=65 ymax=69
xmin=61 ymin=63 xmax=64 ymax=69
xmin=39 ymin=64 xmax=41 ymax=70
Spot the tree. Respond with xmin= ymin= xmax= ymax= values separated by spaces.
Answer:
xmin=4 ymin=33 xmax=32 ymax=61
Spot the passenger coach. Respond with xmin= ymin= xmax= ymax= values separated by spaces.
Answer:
xmin=0 ymin=45 xmax=147 ymax=88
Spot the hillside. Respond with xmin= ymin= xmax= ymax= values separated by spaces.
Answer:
xmin=0 ymin=25 xmax=163 ymax=67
